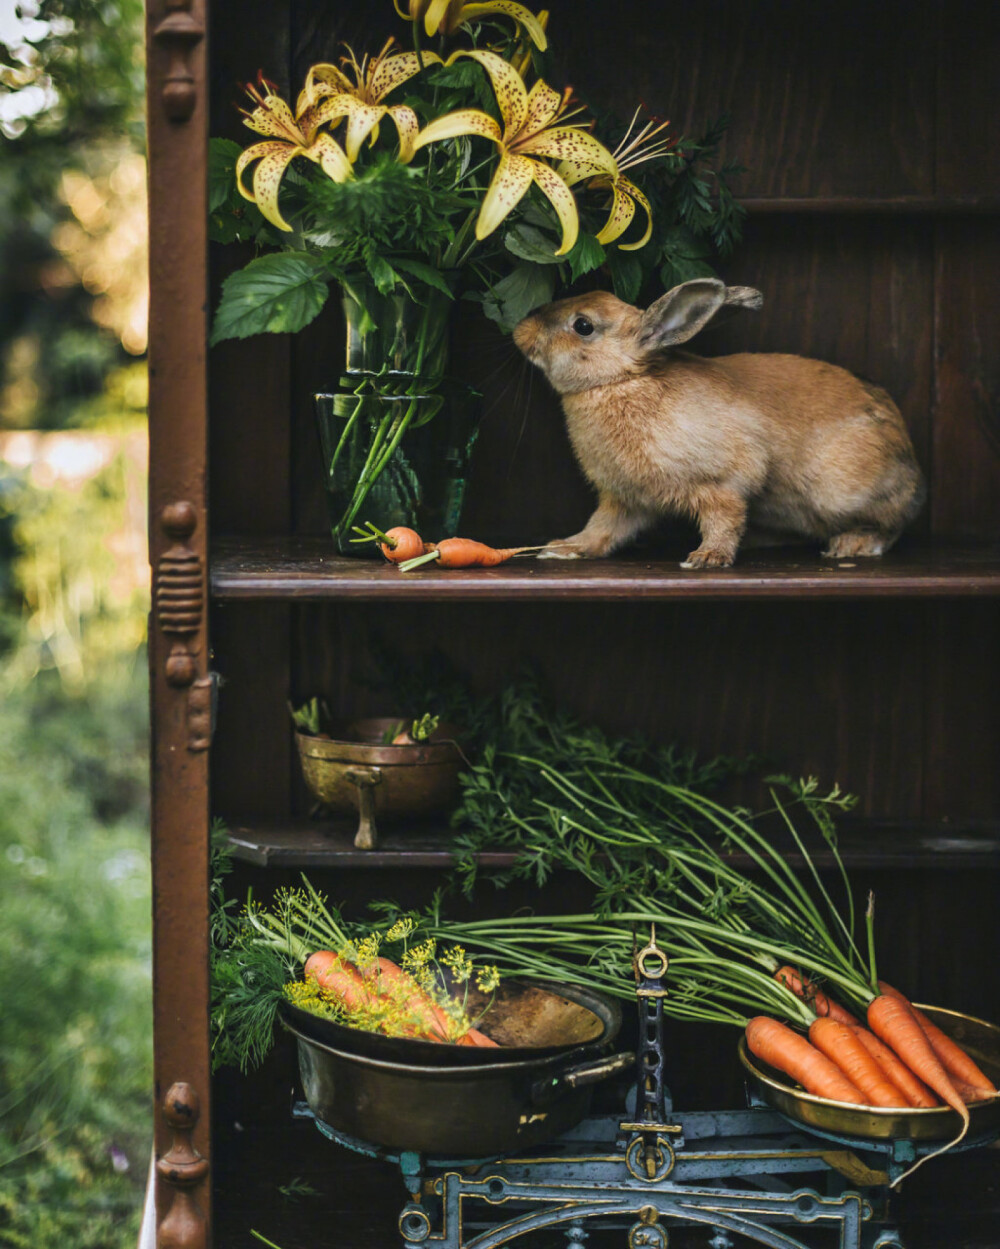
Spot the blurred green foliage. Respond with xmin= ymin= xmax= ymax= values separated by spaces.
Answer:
xmin=0 ymin=413 xmax=151 ymax=1246
xmin=1 ymin=0 xmax=145 ymax=428
xmin=0 ymin=4 xmax=153 ymax=1243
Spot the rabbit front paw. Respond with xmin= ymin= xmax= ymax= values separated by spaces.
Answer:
xmin=538 ymin=539 xmax=586 ymax=560
xmin=681 ymin=545 xmax=736 ymax=570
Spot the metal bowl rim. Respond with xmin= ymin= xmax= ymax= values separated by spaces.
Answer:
xmin=739 ymin=1003 xmax=1000 ymax=1117
xmin=279 ymin=977 xmax=622 ymax=1074
xmin=294 ymin=726 xmax=463 ymax=766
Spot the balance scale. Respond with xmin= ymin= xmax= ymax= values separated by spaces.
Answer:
xmin=293 ymin=935 xmax=997 ymax=1249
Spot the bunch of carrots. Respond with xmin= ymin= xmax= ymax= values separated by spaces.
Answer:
xmin=750 ymin=966 xmax=996 ymax=1113
xmin=296 ymin=949 xmax=497 ymax=1047
xmin=351 ymin=522 xmax=540 ymax=571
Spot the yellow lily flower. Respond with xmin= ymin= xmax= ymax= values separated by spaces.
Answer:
xmin=394 ymin=0 xmax=548 ymax=49
xmin=558 ymin=110 xmax=675 ymax=251
xmin=299 ymin=40 xmax=441 ymax=165
xmin=237 ymin=76 xmax=353 ymax=233
xmin=412 ymin=50 xmax=618 ymax=255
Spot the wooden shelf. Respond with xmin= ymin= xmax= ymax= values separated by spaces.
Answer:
xmin=225 ymin=819 xmax=1000 ymax=870
xmin=211 ymin=537 xmax=1000 ymax=602
xmin=741 ymin=195 xmax=1000 ymax=215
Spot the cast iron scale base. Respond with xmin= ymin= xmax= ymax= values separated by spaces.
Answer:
xmin=294 ymin=935 xmax=997 ymax=1249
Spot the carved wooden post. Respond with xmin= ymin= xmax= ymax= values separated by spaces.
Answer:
xmin=151 ymin=0 xmax=205 ymax=123
xmin=157 ymin=1084 xmax=210 ymax=1249
xmin=147 ymin=0 xmax=211 ymax=1243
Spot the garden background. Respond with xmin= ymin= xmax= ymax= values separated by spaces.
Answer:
xmin=0 ymin=2 xmax=152 ymax=1244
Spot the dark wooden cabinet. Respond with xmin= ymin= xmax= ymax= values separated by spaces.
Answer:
xmin=146 ymin=1 xmax=1000 ymax=1244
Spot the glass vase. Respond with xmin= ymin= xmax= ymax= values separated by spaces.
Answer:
xmin=315 ymin=276 xmax=482 ymax=556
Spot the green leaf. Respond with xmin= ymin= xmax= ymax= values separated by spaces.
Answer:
xmin=660 ymin=224 xmax=712 ymax=260
xmin=481 ymin=262 xmax=556 ymax=334
xmin=660 ymin=257 xmax=716 ymax=289
xmin=606 ymin=250 xmax=643 ymax=305
xmin=565 ymin=232 xmax=605 ymax=283
xmin=392 ymin=258 xmax=456 ymax=298
xmin=209 ymin=137 xmax=244 ymax=212
xmin=504 ymin=223 xmax=564 ymax=265
xmin=210 ymin=253 xmax=330 ymax=345
xmin=364 ymin=251 xmax=398 ymax=295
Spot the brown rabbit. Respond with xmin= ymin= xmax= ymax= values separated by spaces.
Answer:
xmin=513 ymin=279 xmax=926 ymax=567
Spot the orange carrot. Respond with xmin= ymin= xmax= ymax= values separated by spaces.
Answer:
xmin=379 ymin=527 xmax=429 ymax=563
xmin=807 ymin=1017 xmax=908 ymax=1106
xmin=775 ymin=966 xmax=860 ymax=1027
xmin=364 ymin=956 xmax=452 ymax=1042
xmin=867 ymin=992 xmax=970 ymax=1184
xmin=879 ymin=981 xmax=997 ymax=1098
xmin=745 ymin=1016 xmax=866 ymax=1104
xmin=849 ymin=1025 xmax=938 ymax=1107
xmin=462 ymin=1027 xmax=499 ymax=1048
xmin=304 ymin=951 xmax=376 ymax=1013
xmin=399 ymin=538 xmax=541 ymax=572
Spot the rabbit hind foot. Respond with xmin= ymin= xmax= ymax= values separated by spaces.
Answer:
xmin=822 ymin=528 xmax=899 ymax=559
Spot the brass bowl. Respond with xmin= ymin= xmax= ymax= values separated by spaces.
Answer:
xmin=739 ymin=1005 xmax=1000 ymax=1141
xmin=295 ymin=717 xmax=463 ymax=849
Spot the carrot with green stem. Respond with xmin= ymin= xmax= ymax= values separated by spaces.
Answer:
xmin=399 ymin=538 xmax=543 ymax=572
xmin=350 ymin=522 xmax=430 ymax=564
xmin=774 ymin=965 xmax=859 ymax=1027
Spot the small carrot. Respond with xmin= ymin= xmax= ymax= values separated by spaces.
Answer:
xmin=745 ymin=1016 xmax=866 ymax=1104
xmin=350 ymin=522 xmax=432 ymax=563
xmin=775 ymin=966 xmax=860 ymax=1027
xmin=879 ymin=981 xmax=997 ymax=1098
xmin=399 ymin=538 xmax=542 ymax=572
xmin=849 ymin=1025 xmax=938 ymax=1107
xmin=807 ymin=1017 xmax=908 ymax=1107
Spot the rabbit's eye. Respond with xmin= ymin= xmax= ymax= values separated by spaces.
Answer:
xmin=572 ymin=316 xmax=595 ymax=337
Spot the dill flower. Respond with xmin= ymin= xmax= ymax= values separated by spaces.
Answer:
xmin=402 ymin=939 xmax=436 ymax=971
xmin=440 ymin=944 xmax=474 ymax=984
xmin=385 ymin=917 xmax=416 ymax=942
xmin=475 ymin=964 xmax=501 ymax=994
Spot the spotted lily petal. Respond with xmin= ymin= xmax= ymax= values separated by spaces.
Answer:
xmin=475 ymin=151 xmax=535 ymax=240
xmin=529 ymin=159 xmax=579 ymax=255
xmin=310 ymin=132 xmax=355 ymax=183
xmin=455 ymin=49 xmax=528 ymax=140
xmin=370 ymin=50 xmax=441 ymax=102
xmin=303 ymin=61 xmax=355 ymax=105
xmin=386 ymin=104 xmax=420 ymax=163
xmin=460 ymin=1 xmax=549 ymax=49
xmin=413 ymin=108 xmax=503 ymax=153
xmin=614 ymin=176 xmax=653 ymax=250
xmin=331 ymin=96 xmax=390 ymax=162
xmin=243 ymin=93 xmax=303 ymax=143
xmin=236 ymin=141 xmax=293 ymax=202
xmin=249 ymin=144 xmax=306 ymax=231
xmin=521 ymin=80 xmax=565 ymax=139
xmin=517 ymin=126 xmax=618 ymax=173
xmin=594 ymin=181 xmax=636 ymax=247
xmin=297 ymin=93 xmax=353 ymax=144
xmin=555 ymin=156 xmax=610 ymax=188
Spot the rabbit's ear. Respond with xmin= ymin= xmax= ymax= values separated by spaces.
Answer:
xmin=699 ymin=284 xmax=765 ymax=333
xmin=638 ymin=279 xmax=728 ymax=350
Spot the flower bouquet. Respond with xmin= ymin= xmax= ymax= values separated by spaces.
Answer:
xmin=209 ymin=0 xmax=745 ymax=550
